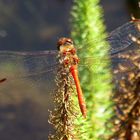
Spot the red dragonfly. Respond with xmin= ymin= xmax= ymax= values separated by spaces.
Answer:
xmin=0 ymin=20 xmax=140 ymax=118
xmin=57 ymin=37 xmax=87 ymax=118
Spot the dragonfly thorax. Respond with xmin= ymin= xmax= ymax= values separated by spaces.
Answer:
xmin=58 ymin=45 xmax=79 ymax=69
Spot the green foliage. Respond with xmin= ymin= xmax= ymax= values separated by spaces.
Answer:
xmin=70 ymin=0 xmax=114 ymax=139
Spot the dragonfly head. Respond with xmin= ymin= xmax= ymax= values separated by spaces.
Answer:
xmin=57 ymin=37 xmax=79 ymax=68
xmin=57 ymin=37 xmax=74 ymax=50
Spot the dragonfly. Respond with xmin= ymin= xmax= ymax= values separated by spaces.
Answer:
xmin=0 ymin=20 xmax=140 ymax=118
xmin=57 ymin=37 xmax=87 ymax=118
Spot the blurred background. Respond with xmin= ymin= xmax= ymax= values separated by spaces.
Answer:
xmin=0 ymin=0 xmax=139 ymax=140
xmin=0 ymin=0 xmax=139 ymax=51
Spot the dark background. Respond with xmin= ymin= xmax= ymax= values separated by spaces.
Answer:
xmin=0 ymin=0 xmax=139 ymax=51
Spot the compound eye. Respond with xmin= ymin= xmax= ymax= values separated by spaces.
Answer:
xmin=64 ymin=39 xmax=73 ymax=46
xmin=57 ymin=38 xmax=73 ymax=50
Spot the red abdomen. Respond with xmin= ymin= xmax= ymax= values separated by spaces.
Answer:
xmin=70 ymin=65 xmax=87 ymax=118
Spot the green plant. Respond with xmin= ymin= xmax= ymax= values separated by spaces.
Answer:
xmin=70 ymin=0 xmax=114 ymax=139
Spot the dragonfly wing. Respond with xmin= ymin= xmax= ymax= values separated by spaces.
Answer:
xmin=0 ymin=51 xmax=59 ymax=136
xmin=108 ymin=20 xmax=140 ymax=55
xmin=78 ymin=20 xmax=140 ymax=70
xmin=0 ymin=50 xmax=59 ymax=88
xmin=0 ymin=50 xmax=61 ymax=124
xmin=76 ymin=20 xmax=140 ymax=58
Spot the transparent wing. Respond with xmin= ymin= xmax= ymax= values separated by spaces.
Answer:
xmin=0 ymin=50 xmax=59 ymax=91
xmin=0 ymin=20 xmax=140 ymax=82
xmin=108 ymin=20 xmax=140 ymax=55
xmin=0 ymin=50 xmax=58 ymax=77
xmin=76 ymin=20 xmax=140 ymax=56
xmin=79 ymin=20 xmax=140 ymax=70
xmin=0 ymin=20 xmax=139 ymax=81
xmin=0 ymin=51 xmax=59 ymax=139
